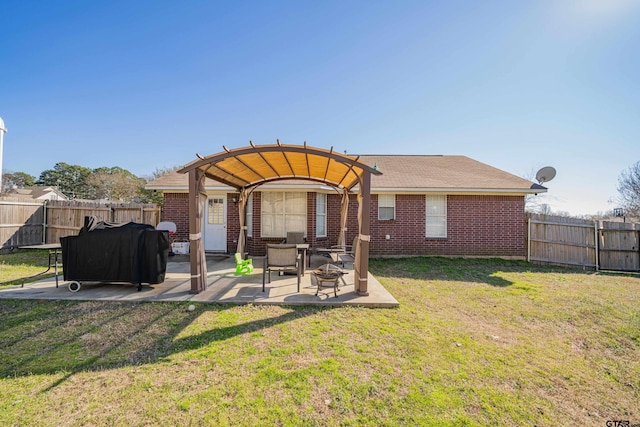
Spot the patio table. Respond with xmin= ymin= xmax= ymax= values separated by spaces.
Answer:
xmin=18 ymin=243 xmax=63 ymax=288
xmin=310 ymin=246 xmax=344 ymax=267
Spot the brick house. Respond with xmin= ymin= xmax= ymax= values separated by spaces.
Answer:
xmin=146 ymin=154 xmax=543 ymax=259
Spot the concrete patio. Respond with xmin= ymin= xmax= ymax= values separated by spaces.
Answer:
xmin=0 ymin=254 xmax=399 ymax=308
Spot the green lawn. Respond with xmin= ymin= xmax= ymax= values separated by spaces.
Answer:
xmin=0 ymin=256 xmax=639 ymax=426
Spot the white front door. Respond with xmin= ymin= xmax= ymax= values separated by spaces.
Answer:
xmin=204 ymin=195 xmax=227 ymax=251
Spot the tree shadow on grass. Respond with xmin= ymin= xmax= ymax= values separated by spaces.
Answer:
xmin=0 ymin=299 xmax=324 ymax=391
xmin=595 ymin=270 xmax=640 ymax=279
xmin=2 ymin=258 xmax=633 ymax=392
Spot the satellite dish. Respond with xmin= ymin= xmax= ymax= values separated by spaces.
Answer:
xmin=535 ymin=166 xmax=556 ymax=184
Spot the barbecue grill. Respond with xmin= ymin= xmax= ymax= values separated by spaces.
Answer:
xmin=60 ymin=219 xmax=170 ymax=292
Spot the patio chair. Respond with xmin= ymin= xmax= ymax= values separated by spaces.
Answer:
xmin=262 ymin=244 xmax=301 ymax=292
xmin=234 ymin=253 xmax=254 ymax=275
xmin=284 ymin=231 xmax=305 ymax=244
xmin=335 ymin=236 xmax=358 ymax=268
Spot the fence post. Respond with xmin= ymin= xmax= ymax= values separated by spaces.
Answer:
xmin=42 ymin=200 xmax=48 ymax=244
xmin=527 ymin=216 xmax=531 ymax=262
xmin=594 ymin=221 xmax=599 ymax=271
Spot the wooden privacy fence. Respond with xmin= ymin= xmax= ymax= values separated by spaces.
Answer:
xmin=0 ymin=198 xmax=45 ymax=248
xmin=0 ymin=197 xmax=161 ymax=249
xmin=528 ymin=213 xmax=640 ymax=271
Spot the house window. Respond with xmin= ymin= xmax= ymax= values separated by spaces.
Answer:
xmin=316 ymin=193 xmax=327 ymax=237
xmin=261 ymin=192 xmax=306 ymax=238
xmin=246 ymin=193 xmax=253 ymax=237
xmin=426 ymin=195 xmax=447 ymax=238
xmin=378 ymin=194 xmax=395 ymax=220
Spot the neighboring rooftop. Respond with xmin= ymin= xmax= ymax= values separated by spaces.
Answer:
xmin=7 ymin=186 xmax=68 ymax=200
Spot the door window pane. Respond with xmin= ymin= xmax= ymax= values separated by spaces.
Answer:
xmin=208 ymin=197 xmax=224 ymax=224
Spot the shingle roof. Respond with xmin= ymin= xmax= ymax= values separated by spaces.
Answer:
xmin=358 ymin=155 xmax=536 ymax=192
xmin=146 ymin=155 xmax=541 ymax=195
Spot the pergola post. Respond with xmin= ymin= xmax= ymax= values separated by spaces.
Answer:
xmin=337 ymin=188 xmax=349 ymax=247
xmin=355 ymin=170 xmax=371 ymax=296
xmin=188 ymin=169 xmax=207 ymax=294
xmin=237 ymin=188 xmax=247 ymax=256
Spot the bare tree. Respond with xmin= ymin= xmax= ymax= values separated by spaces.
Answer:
xmin=139 ymin=166 xmax=180 ymax=205
xmin=87 ymin=167 xmax=146 ymax=202
xmin=616 ymin=161 xmax=640 ymax=218
xmin=522 ymin=166 xmax=552 ymax=213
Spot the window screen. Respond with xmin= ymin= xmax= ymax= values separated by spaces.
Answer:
xmin=261 ymin=192 xmax=306 ymax=238
xmin=378 ymin=194 xmax=395 ymax=220
xmin=316 ymin=193 xmax=327 ymax=237
xmin=426 ymin=195 xmax=446 ymax=238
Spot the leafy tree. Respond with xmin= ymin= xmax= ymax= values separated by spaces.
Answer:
xmin=34 ymin=162 xmax=174 ymax=205
xmin=616 ymin=161 xmax=640 ymax=218
xmin=38 ymin=162 xmax=94 ymax=199
xmin=2 ymin=171 xmax=36 ymax=192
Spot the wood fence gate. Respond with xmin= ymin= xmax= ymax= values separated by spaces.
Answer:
xmin=598 ymin=222 xmax=640 ymax=271
xmin=528 ymin=213 xmax=640 ymax=272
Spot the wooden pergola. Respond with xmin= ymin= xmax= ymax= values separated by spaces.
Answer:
xmin=177 ymin=141 xmax=382 ymax=296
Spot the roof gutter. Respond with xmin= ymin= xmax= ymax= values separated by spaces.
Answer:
xmin=370 ymin=186 xmax=546 ymax=195
xmin=145 ymin=184 xmax=546 ymax=195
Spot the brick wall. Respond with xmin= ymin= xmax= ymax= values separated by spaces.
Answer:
xmin=162 ymin=193 xmax=189 ymax=243
xmin=369 ymin=194 xmax=526 ymax=257
xmin=227 ymin=193 xmax=240 ymax=253
xmin=162 ymin=192 xmax=526 ymax=257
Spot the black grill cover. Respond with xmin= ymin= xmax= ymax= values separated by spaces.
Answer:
xmin=61 ymin=221 xmax=170 ymax=286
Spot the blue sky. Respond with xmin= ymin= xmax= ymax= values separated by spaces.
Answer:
xmin=1 ymin=0 xmax=639 ymax=215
